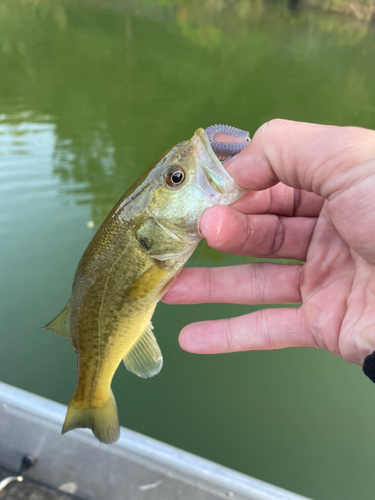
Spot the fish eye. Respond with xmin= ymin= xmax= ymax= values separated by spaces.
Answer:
xmin=165 ymin=166 xmax=186 ymax=188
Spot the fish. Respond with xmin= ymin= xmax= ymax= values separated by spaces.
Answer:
xmin=43 ymin=127 xmax=247 ymax=444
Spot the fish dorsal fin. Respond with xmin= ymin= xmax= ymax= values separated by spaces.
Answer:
xmin=41 ymin=304 xmax=70 ymax=340
xmin=123 ymin=322 xmax=163 ymax=378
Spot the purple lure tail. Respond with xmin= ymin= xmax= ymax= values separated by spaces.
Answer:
xmin=205 ymin=124 xmax=250 ymax=160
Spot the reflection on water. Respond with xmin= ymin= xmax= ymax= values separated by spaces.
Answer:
xmin=1 ymin=1 xmax=375 ymax=499
xmin=0 ymin=118 xmax=56 ymax=207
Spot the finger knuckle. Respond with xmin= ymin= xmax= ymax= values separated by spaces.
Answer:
xmin=235 ymin=215 xmax=253 ymax=254
xmin=257 ymin=118 xmax=287 ymax=139
xmin=223 ymin=318 xmax=236 ymax=352
xmin=257 ymin=309 xmax=274 ymax=350
xmin=270 ymin=218 xmax=285 ymax=256
xmin=252 ymin=264 xmax=267 ymax=303
xmin=293 ymin=189 xmax=301 ymax=216
xmin=203 ymin=267 xmax=213 ymax=303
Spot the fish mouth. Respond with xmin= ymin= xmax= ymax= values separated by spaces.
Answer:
xmin=191 ymin=128 xmax=243 ymax=202
xmin=193 ymin=128 xmax=222 ymax=168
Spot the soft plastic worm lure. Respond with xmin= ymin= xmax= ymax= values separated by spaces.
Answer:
xmin=205 ymin=124 xmax=250 ymax=160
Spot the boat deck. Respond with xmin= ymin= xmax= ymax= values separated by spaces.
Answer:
xmin=0 ymin=466 xmax=80 ymax=500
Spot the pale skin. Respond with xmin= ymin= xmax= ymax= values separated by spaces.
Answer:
xmin=163 ymin=119 xmax=375 ymax=367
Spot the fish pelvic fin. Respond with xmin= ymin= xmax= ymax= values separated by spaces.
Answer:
xmin=41 ymin=304 xmax=70 ymax=340
xmin=62 ymin=391 xmax=120 ymax=444
xmin=123 ymin=321 xmax=163 ymax=378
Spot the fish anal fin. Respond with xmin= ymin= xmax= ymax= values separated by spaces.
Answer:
xmin=41 ymin=304 xmax=70 ymax=340
xmin=123 ymin=322 xmax=163 ymax=378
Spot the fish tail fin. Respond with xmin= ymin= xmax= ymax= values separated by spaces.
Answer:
xmin=62 ymin=391 xmax=120 ymax=444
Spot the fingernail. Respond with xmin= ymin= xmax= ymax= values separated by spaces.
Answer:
xmin=198 ymin=208 xmax=219 ymax=238
xmin=198 ymin=209 xmax=209 ymax=237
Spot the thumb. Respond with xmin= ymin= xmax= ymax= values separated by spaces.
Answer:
xmin=227 ymin=119 xmax=375 ymax=199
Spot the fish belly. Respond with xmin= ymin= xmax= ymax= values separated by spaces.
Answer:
xmin=70 ymin=251 xmax=176 ymax=404
xmin=73 ymin=301 xmax=156 ymax=405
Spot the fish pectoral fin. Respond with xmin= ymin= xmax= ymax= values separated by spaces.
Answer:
xmin=123 ymin=321 xmax=163 ymax=378
xmin=41 ymin=304 xmax=70 ymax=340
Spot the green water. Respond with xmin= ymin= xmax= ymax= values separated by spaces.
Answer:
xmin=1 ymin=0 xmax=375 ymax=498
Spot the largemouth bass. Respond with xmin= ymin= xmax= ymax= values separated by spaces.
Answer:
xmin=43 ymin=128 xmax=245 ymax=444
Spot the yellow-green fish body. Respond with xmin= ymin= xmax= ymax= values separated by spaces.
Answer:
xmin=44 ymin=128 xmax=243 ymax=444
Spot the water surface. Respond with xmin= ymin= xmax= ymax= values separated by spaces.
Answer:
xmin=1 ymin=1 xmax=375 ymax=499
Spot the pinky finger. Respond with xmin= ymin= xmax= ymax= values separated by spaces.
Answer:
xmin=179 ymin=307 xmax=316 ymax=354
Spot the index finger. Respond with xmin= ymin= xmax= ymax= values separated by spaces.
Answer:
xmin=228 ymin=120 xmax=375 ymax=198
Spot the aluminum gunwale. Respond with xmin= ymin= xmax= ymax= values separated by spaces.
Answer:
xmin=0 ymin=382 xmax=311 ymax=500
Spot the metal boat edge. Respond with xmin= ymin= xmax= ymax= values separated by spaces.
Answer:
xmin=0 ymin=382 xmax=311 ymax=500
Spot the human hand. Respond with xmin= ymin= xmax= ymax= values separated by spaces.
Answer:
xmin=163 ymin=119 xmax=375 ymax=366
